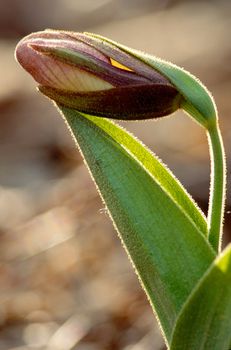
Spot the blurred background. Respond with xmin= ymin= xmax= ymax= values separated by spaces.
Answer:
xmin=0 ymin=0 xmax=230 ymax=349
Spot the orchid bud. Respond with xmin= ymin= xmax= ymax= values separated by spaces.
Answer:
xmin=15 ymin=30 xmax=182 ymax=120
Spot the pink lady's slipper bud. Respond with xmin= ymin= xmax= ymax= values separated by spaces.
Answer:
xmin=15 ymin=30 xmax=182 ymax=120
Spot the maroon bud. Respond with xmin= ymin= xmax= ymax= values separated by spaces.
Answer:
xmin=15 ymin=30 xmax=182 ymax=120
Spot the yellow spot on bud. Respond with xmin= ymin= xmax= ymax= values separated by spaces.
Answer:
xmin=110 ymin=58 xmax=132 ymax=71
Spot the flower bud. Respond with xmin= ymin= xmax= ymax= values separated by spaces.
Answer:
xmin=15 ymin=30 xmax=182 ymax=120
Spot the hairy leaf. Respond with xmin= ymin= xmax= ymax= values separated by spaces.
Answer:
xmin=170 ymin=244 xmax=231 ymax=350
xmin=59 ymin=106 xmax=215 ymax=342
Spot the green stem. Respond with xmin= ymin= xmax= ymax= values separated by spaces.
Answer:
xmin=207 ymin=123 xmax=226 ymax=253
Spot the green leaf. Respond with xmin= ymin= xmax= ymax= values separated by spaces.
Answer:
xmin=86 ymin=33 xmax=217 ymax=129
xmin=170 ymin=244 xmax=231 ymax=350
xmin=59 ymin=106 xmax=215 ymax=342
xmin=74 ymin=109 xmax=208 ymax=237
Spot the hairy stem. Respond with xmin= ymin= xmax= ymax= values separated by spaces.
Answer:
xmin=207 ymin=123 xmax=226 ymax=253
